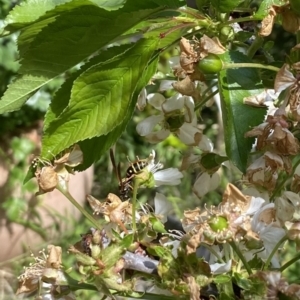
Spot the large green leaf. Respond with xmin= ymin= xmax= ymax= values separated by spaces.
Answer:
xmin=218 ymin=51 xmax=267 ymax=173
xmin=77 ymin=53 xmax=159 ymax=170
xmin=0 ymin=4 xmax=164 ymax=114
xmin=43 ymin=43 xmax=134 ymax=131
xmin=41 ymin=38 xmax=159 ymax=160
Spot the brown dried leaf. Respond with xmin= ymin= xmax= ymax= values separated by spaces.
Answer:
xmin=259 ymin=7 xmax=276 ymax=36
xmin=35 ymin=166 xmax=58 ymax=194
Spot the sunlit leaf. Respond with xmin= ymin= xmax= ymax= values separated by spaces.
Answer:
xmin=218 ymin=51 xmax=267 ymax=173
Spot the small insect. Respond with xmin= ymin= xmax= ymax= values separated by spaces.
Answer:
xmin=109 ymin=149 xmax=149 ymax=200
xmin=81 ymin=232 xmax=93 ymax=256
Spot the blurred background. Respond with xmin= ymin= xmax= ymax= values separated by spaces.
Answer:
xmin=0 ymin=0 xmax=299 ymax=298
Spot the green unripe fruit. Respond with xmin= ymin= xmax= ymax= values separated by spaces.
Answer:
xmin=197 ymin=54 xmax=223 ymax=74
xmin=220 ymin=26 xmax=235 ymax=42
xmin=208 ymin=216 xmax=228 ymax=232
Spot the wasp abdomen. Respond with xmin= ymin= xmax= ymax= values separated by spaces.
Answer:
xmin=126 ymin=160 xmax=148 ymax=178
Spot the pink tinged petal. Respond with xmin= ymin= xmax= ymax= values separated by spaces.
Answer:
xmin=154 ymin=168 xmax=183 ymax=186
xmin=147 ymin=93 xmax=165 ymax=110
xmin=159 ymin=80 xmax=176 ymax=92
xmin=162 ymin=94 xmax=184 ymax=112
xmin=145 ymin=129 xmax=170 ymax=143
xmin=154 ymin=192 xmax=173 ymax=223
xmin=177 ymin=123 xmax=202 ymax=146
xmin=136 ymin=115 xmax=164 ymax=136
xmin=198 ymin=135 xmax=214 ymax=152
xmin=193 ymin=172 xmax=220 ymax=198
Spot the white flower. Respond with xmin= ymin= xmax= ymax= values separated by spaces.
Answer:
xmin=193 ymin=172 xmax=220 ymax=198
xmin=146 ymin=150 xmax=183 ymax=187
xmin=154 ymin=192 xmax=173 ymax=223
xmin=251 ymin=203 xmax=286 ymax=267
xmin=136 ymin=93 xmax=202 ymax=145
xmin=137 ymin=87 xmax=148 ymax=111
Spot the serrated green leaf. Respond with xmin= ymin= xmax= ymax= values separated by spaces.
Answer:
xmin=0 ymin=74 xmax=51 ymax=113
xmin=218 ymin=51 xmax=267 ymax=173
xmin=41 ymin=38 xmax=159 ymax=160
xmin=77 ymin=51 xmax=159 ymax=169
xmin=3 ymin=0 xmax=127 ymax=33
xmin=0 ymin=4 xmax=163 ymax=114
xmin=44 ymin=43 xmax=134 ymax=131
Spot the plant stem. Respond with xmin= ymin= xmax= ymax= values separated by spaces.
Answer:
xmin=194 ymin=89 xmax=219 ymax=111
xmin=270 ymin=157 xmax=300 ymax=201
xmin=263 ymin=235 xmax=288 ymax=270
xmin=131 ymin=177 xmax=139 ymax=232
xmin=222 ymin=62 xmax=280 ymax=72
xmin=280 ymin=250 xmax=300 ymax=272
xmin=202 ymin=244 xmax=225 ymax=263
xmin=229 ymin=240 xmax=252 ymax=275
xmin=56 ymin=183 xmax=101 ymax=230
xmin=247 ymin=35 xmax=263 ymax=58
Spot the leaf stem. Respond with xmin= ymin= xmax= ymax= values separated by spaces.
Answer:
xmin=280 ymin=249 xmax=300 ymax=272
xmin=229 ymin=240 xmax=252 ymax=275
xmin=56 ymin=183 xmax=101 ymax=230
xmin=223 ymin=16 xmax=258 ymax=25
xmin=222 ymin=62 xmax=280 ymax=72
xmin=263 ymin=235 xmax=288 ymax=271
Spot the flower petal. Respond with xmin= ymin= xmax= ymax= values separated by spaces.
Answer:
xmin=159 ymin=80 xmax=176 ymax=92
xmin=136 ymin=115 xmax=164 ymax=136
xmin=198 ymin=135 xmax=214 ymax=152
xmin=154 ymin=192 xmax=173 ymax=223
xmin=147 ymin=93 xmax=165 ymax=110
xmin=177 ymin=123 xmax=202 ymax=145
xmin=145 ymin=129 xmax=170 ymax=143
xmin=193 ymin=172 xmax=220 ymax=198
xmin=162 ymin=93 xmax=184 ymax=112
xmin=154 ymin=168 xmax=183 ymax=186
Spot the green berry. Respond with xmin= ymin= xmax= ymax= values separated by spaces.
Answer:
xmin=208 ymin=216 xmax=228 ymax=232
xmin=197 ymin=54 xmax=223 ymax=74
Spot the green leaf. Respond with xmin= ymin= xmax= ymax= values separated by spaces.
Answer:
xmin=255 ymin=0 xmax=285 ymax=19
xmin=41 ymin=38 xmax=159 ymax=160
xmin=77 ymin=50 xmax=159 ymax=169
xmin=0 ymin=4 xmax=163 ymax=114
xmin=218 ymin=51 xmax=267 ymax=173
xmin=44 ymin=43 xmax=134 ymax=131
xmin=214 ymin=275 xmax=231 ymax=284
xmin=0 ymin=74 xmax=51 ymax=114
xmin=2 ymin=0 xmax=134 ymax=33
xmin=210 ymin=0 xmax=244 ymax=13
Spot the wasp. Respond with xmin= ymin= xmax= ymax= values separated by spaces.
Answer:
xmin=110 ymin=149 xmax=149 ymax=200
